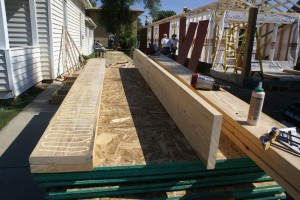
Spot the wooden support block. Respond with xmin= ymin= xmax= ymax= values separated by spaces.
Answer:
xmin=134 ymin=50 xmax=223 ymax=169
xmin=29 ymin=59 xmax=106 ymax=173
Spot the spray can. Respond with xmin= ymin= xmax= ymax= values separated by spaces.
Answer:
xmin=247 ymin=82 xmax=265 ymax=126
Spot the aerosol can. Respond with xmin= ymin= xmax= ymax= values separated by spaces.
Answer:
xmin=190 ymin=73 xmax=230 ymax=90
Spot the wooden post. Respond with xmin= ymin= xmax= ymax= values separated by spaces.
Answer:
xmin=241 ymin=7 xmax=258 ymax=77
xmin=178 ymin=17 xmax=186 ymax=57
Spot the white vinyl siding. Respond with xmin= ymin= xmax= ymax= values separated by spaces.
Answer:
xmin=51 ymin=0 xmax=64 ymax=77
xmin=67 ymin=0 xmax=83 ymax=52
xmin=36 ymin=0 xmax=51 ymax=79
xmin=10 ymin=47 xmax=43 ymax=96
xmin=0 ymin=50 xmax=10 ymax=92
xmin=5 ymin=0 xmax=32 ymax=48
xmin=82 ymin=25 xmax=94 ymax=55
xmin=51 ymin=0 xmax=87 ymax=77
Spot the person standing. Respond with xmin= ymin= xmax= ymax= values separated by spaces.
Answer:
xmin=169 ymin=34 xmax=179 ymax=59
xmin=161 ymin=33 xmax=170 ymax=55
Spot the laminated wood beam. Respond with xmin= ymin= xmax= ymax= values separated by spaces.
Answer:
xmin=29 ymin=59 xmax=105 ymax=173
xmin=134 ymin=49 xmax=222 ymax=169
xmin=148 ymin=54 xmax=300 ymax=199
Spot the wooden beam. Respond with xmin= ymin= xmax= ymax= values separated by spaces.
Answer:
xmin=285 ymin=25 xmax=293 ymax=61
xmin=134 ymin=50 xmax=223 ymax=169
xmin=142 ymin=54 xmax=300 ymax=199
xmin=177 ymin=22 xmax=198 ymax=65
xmin=188 ymin=20 xmax=209 ymax=72
xmin=262 ymin=23 xmax=269 ymax=59
xmin=178 ymin=17 xmax=186 ymax=58
xmin=29 ymin=59 xmax=105 ymax=173
xmin=241 ymin=7 xmax=258 ymax=77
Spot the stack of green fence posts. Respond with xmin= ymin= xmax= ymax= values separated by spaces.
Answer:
xmin=32 ymin=158 xmax=285 ymax=199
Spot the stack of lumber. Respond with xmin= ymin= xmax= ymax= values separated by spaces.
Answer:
xmin=31 ymin=63 xmax=284 ymax=199
xmin=133 ymin=50 xmax=300 ymax=199
xmin=49 ymin=73 xmax=80 ymax=105
xmin=30 ymin=59 xmax=105 ymax=172
xmin=33 ymin=158 xmax=284 ymax=199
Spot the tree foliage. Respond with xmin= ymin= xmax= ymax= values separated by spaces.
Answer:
xmin=142 ymin=0 xmax=161 ymax=19
xmin=99 ymin=0 xmax=134 ymax=47
xmin=153 ymin=10 xmax=176 ymax=22
xmin=99 ymin=0 xmax=134 ymax=34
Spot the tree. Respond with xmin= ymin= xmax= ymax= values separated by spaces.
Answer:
xmin=99 ymin=0 xmax=134 ymax=49
xmin=153 ymin=10 xmax=176 ymax=22
xmin=142 ymin=0 xmax=161 ymax=19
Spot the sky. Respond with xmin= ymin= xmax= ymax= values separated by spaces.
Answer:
xmin=96 ymin=0 xmax=215 ymax=25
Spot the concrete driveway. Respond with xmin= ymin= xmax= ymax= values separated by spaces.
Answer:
xmin=0 ymin=81 xmax=62 ymax=200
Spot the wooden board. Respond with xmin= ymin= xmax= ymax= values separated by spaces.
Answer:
xmin=133 ymin=49 xmax=223 ymax=169
xmin=188 ymin=20 xmax=209 ymax=71
xmin=150 ymin=54 xmax=300 ymax=199
xmin=29 ymin=59 xmax=105 ymax=173
xmin=94 ymin=67 xmax=199 ymax=167
xmin=177 ymin=22 xmax=198 ymax=65
xmin=94 ymin=67 xmax=245 ymax=168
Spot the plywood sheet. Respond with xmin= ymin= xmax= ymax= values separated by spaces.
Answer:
xmin=94 ymin=67 xmax=199 ymax=167
xmin=134 ymin=50 xmax=223 ymax=169
xmin=29 ymin=59 xmax=105 ymax=173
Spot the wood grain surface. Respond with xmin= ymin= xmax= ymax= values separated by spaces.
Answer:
xmin=150 ymin=54 xmax=300 ymax=199
xmin=29 ymin=59 xmax=105 ymax=173
xmin=134 ymin=50 xmax=223 ymax=169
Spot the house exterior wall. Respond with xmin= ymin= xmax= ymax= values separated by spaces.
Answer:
xmin=0 ymin=50 xmax=9 ymax=92
xmin=36 ymin=0 xmax=51 ymax=79
xmin=0 ymin=0 xmax=43 ymax=99
xmin=5 ymin=0 xmax=33 ymax=48
xmin=10 ymin=47 xmax=43 ymax=96
xmin=51 ymin=0 xmax=64 ymax=78
xmin=87 ymin=10 xmax=110 ymax=47
xmin=50 ymin=0 xmax=91 ymax=77
xmin=82 ymin=24 xmax=94 ymax=55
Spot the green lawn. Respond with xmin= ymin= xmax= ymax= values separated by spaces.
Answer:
xmin=0 ymin=86 xmax=44 ymax=130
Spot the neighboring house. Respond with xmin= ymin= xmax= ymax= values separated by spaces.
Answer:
xmin=85 ymin=7 xmax=143 ymax=47
xmin=0 ymin=0 xmax=96 ymax=99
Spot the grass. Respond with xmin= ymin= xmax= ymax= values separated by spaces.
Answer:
xmin=0 ymin=85 xmax=45 ymax=130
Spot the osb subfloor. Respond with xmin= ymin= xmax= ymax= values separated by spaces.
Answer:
xmin=94 ymin=66 xmax=245 ymax=167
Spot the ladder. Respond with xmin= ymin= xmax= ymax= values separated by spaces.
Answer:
xmin=237 ymin=28 xmax=263 ymax=79
xmin=251 ymin=31 xmax=264 ymax=79
xmin=223 ymin=28 xmax=238 ymax=73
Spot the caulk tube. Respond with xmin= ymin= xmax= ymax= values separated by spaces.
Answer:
xmin=247 ymin=82 xmax=265 ymax=126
